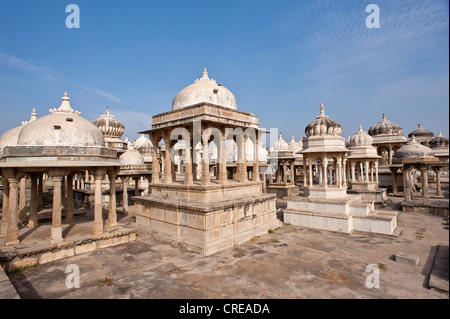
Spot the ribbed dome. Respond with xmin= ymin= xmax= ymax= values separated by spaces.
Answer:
xmin=368 ymin=113 xmax=403 ymax=136
xmin=92 ymin=107 xmax=125 ymax=139
xmin=172 ymin=68 xmax=237 ymax=111
xmin=273 ymin=133 xmax=289 ymax=151
xmin=17 ymin=92 xmax=105 ymax=147
xmin=305 ymin=103 xmax=342 ymax=137
xmin=429 ymin=131 xmax=449 ymax=149
xmin=408 ymin=124 xmax=433 ymax=138
xmin=119 ymin=148 xmax=145 ymax=166
xmin=394 ymin=136 xmax=435 ymax=161
xmin=133 ymin=134 xmax=153 ymax=154
xmin=348 ymin=125 xmax=373 ymax=148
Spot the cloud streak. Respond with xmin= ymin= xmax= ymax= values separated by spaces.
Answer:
xmin=83 ymin=87 xmax=122 ymax=103
xmin=0 ymin=51 xmax=56 ymax=81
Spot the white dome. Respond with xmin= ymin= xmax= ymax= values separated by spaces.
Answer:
xmin=172 ymin=68 xmax=237 ymax=111
xmin=348 ymin=125 xmax=374 ymax=148
xmin=133 ymin=134 xmax=153 ymax=154
xmin=17 ymin=92 xmax=105 ymax=147
xmin=119 ymin=149 xmax=145 ymax=166
xmin=273 ymin=133 xmax=289 ymax=151
xmin=0 ymin=108 xmax=38 ymax=152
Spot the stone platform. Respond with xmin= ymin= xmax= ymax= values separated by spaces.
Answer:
xmin=266 ymin=184 xmax=300 ymax=199
xmin=284 ymin=193 xmax=398 ymax=236
xmin=135 ymin=180 xmax=280 ymax=256
xmin=0 ymin=209 xmax=137 ymax=273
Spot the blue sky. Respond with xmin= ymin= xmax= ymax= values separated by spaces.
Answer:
xmin=0 ymin=0 xmax=448 ymax=144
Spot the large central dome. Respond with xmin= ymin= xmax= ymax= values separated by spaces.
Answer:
xmin=172 ymin=68 xmax=237 ymax=111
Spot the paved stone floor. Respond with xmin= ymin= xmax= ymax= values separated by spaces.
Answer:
xmin=2 ymin=198 xmax=449 ymax=300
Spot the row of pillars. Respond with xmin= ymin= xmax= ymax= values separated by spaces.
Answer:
xmin=302 ymin=154 xmax=347 ymax=189
xmin=392 ymin=166 xmax=442 ymax=204
xmin=268 ymin=160 xmax=295 ymax=185
xmin=1 ymin=167 xmax=119 ymax=246
xmin=150 ymin=129 xmax=260 ymax=185
xmin=348 ymin=160 xmax=379 ymax=183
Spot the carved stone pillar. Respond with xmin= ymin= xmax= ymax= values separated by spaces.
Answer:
xmin=92 ymin=169 xmax=106 ymax=236
xmin=1 ymin=179 xmax=9 ymax=238
xmin=106 ymin=170 xmax=118 ymax=227
xmin=65 ymin=173 xmax=74 ymax=222
xmin=27 ymin=173 xmax=39 ymax=228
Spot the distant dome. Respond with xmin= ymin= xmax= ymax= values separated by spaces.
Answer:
xmin=17 ymin=92 xmax=105 ymax=147
xmin=0 ymin=108 xmax=38 ymax=152
xmin=408 ymin=124 xmax=433 ymax=138
xmin=133 ymin=134 xmax=153 ymax=154
xmin=394 ymin=137 xmax=435 ymax=161
xmin=348 ymin=125 xmax=373 ymax=148
xmin=305 ymin=103 xmax=342 ymax=137
xmin=273 ymin=133 xmax=289 ymax=151
xmin=119 ymin=148 xmax=145 ymax=166
xmin=288 ymin=136 xmax=302 ymax=153
xmin=92 ymin=107 xmax=125 ymax=139
xmin=429 ymin=131 xmax=449 ymax=149
xmin=172 ymin=68 xmax=237 ymax=111
xmin=368 ymin=113 xmax=403 ymax=136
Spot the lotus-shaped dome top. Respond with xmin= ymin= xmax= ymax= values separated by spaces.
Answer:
xmin=305 ymin=103 xmax=342 ymax=137
xmin=368 ymin=113 xmax=403 ymax=136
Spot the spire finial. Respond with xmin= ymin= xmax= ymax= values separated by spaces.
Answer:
xmin=359 ymin=124 xmax=363 ymax=132
xmin=202 ymin=68 xmax=209 ymax=80
xmin=418 ymin=124 xmax=422 ymax=129
xmin=105 ymin=106 xmax=110 ymax=115
xmin=319 ymin=103 xmax=325 ymax=116
xmin=411 ymin=135 xmax=416 ymax=144
xmin=438 ymin=131 xmax=442 ymax=137
xmin=382 ymin=113 xmax=386 ymax=121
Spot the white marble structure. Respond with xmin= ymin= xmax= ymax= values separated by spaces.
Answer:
xmin=284 ymin=104 xmax=398 ymax=236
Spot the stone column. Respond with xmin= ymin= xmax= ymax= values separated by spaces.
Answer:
xmin=151 ymin=137 xmax=160 ymax=183
xmin=308 ymin=159 xmax=313 ymax=188
xmin=404 ymin=168 xmax=412 ymax=202
xmin=290 ymin=161 xmax=295 ymax=185
xmin=420 ymin=167 xmax=430 ymax=205
xmin=201 ymin=135 xmax=210 ymax=184
xmin=1 ymin=179 xmax=9 ymax=238
xmin=388 ymin=145 xmax=393 ymax=165
xmin=303 ymin=156 xmax=308 ymax=188
xmin=351 ymin=161 xmax=355 ymax=183
xmin=5 ymin=176 xmax=20 ymax=246
xmin=122 ymin=177 xmax=129 ymax=215
xmin=18 ymin=176 xmax=27 ymax=222
xmin=93 ymin=169 xmax=105 ymax=236
xmin=164 ymin=136 xmax=172 ymax=184
xmin=219 ymin=131 xmax=227 ymax=184
xmin=134 ymin=177 xmax=140 ymax=196
xmin=282 ymin=161 xmax=288 ymax=184
xmin=49 ymin=169 xmax=64 ymax=244
xmin=375 ymin=161 xmax=379 ymax=183
xmin=323 ymin=156 xmax=328 ymax=189
xmin=370 ymin=162 xmax=374 ymax=182
xmin=252 ymin=136 xmax=260 ymax=182
xmin=365 ymin=160 xmax=369 ymax=182
xmin=242 ymin=135 xmax=248 ymax=182
xmin=391 ymin=168 xmax=398 ymax=194
xmin=342 ymin=158 xmax=347 ymax=187
xmin=435 ymin=168 xmax=442 ymax=197
xmin=65 ymin=173 xmax=74 ymax=222
xmin=184 ymin=138 xmax=193 ymax=185
xmin=106 ymin=170 xmax=118 ymax=227
xmin=27 ymin=173 xmax=39 ymax=228
xmin=37 ymin=173 xmax=44 ymax=211
xmin=337 ymin=157 xmax=342 ymax=188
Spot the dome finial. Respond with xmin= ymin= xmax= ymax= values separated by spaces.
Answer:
xmin=359 ymin=124 xmax=363 ymax=132
xmin=202 ymin=68 xmax=209 ymax=80
xmin=382 ymin=113 xmax=386 ymax=121
xmin=411 ymin=135 xmax=416 ymax=144
xmin=438 ymin=131 xmax=443 ymax=137
xmin=320 ymin=103 xmax=325 ymax=116
xmin=105 ymin=106 xmax=110 ymax=115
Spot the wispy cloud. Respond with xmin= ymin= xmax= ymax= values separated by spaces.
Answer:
xmin=0 ymin=51 xmax=56 ymax=81
xmin=83 ymin=87 xmax=122 ymax=103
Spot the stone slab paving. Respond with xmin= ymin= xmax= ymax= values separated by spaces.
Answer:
xmin=2 ymin=207 xmax=449 ymax=300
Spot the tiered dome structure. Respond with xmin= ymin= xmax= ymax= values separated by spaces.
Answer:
xmin=92 ymin=107 xmax=127 ymax=153
xmin=172 ymin=68 xmax=237 ymax=111
xmin=305 ymin=103 xmax=342 ymax=137
xmin=429 ymin=131 xmax=449 ymax=149
xmin=368 ymin=113 xmax=403 ymax=136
